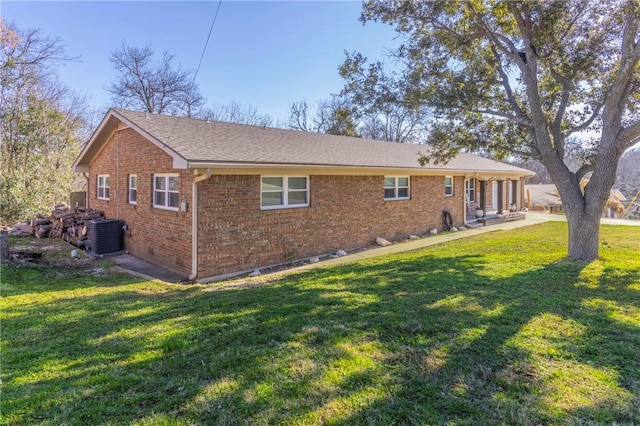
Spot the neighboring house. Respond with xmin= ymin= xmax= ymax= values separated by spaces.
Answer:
xmin=525 ymin=183 xmax=628 ymax=218
xmin=525 ymin=184 xmax=563 ymax=213
xmin=73 ymin=109 xmax=534 ymax=282
xmin=605 ymin=188 xmax=627 ymax=218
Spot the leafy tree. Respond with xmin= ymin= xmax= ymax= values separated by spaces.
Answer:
xmin=287 ymin=97 xmax=361 ymax=137
xmin=106 ymin=42 xmax=205 ymax=116
xmin=339 ymin=52 xmax=428 ymax=143
xmin=1 ymin=19 xmax=87 ymax=225
xmin=353 ymin=0 xmax=640 ymax=261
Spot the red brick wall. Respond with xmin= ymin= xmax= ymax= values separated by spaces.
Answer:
xmin=197 ymin=174 xmax=465 ymax=278
xmin=88 ymin=127 xmax=471 ymax=279
xmin=88 ymin=128 xmax=192 ymax=275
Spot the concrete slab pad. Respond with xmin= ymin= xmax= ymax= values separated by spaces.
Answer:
xmin=110 ymin=254 xmax=188 ymax=283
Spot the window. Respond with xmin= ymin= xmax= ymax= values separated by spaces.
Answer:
xmin=97 ymin=175 xmax=110 ymax=200
xmin=465 ymin=178 xmax=475 ymax=203
xmin=445 ymin=176 xmax=454 ymax=197
xmin=154 ymin=174 xmax=179 ymax=210
xmin=261 ymin=176 xmax=309 ymax=209
xmin=384 ymin=176 xmax=410 ymax=200
xmin=128 ymin=174 xmax=138 ymax=204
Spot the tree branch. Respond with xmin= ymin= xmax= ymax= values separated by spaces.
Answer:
xmin=619 ymin=121 xmax=640 ymax=151
xmin=490 ymin=45 xmax=529 ymax=121
xmin=575 ymin=163 xmax=595 ymax=183
xmin=567 ymin=103 xmax=604 ymax=135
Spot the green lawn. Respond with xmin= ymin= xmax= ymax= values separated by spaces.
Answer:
xmin=2 ymin=222 xmax=640 ymax=425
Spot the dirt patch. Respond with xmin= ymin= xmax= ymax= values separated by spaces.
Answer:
xmin=5 ymin=236 xmax=100 ymax=270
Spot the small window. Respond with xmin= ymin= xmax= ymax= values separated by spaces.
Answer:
xmin=97 ymin=175 xmax=110 ymax=200
xmin=128 ymin=174 xmax=138 ymax=204
xmin=154 ymin=174 xmax=179 ymax=210
xmin=384 ymin=176 xmax=410 ymax=200
xmin=261 ymin=176 xmax=309 ymax=209
xmin=445 ymin=176 xmax=454 ymax=197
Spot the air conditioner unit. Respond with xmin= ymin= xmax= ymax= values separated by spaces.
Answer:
xmin=88 ymin=219 xmax=122 ymax=254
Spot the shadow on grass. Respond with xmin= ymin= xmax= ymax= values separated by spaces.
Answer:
xmin=2 ymin=236 xmax=640 ymax=424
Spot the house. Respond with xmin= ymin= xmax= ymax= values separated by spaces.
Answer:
xmin=525 ymin=183 xmax=628 ymax=218
xmin=73 ymin=109 xmax=534 ymax=282
xmin=525 ymin=184 xmax=563 ymax=213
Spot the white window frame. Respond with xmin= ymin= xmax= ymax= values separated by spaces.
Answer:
xmin=465 ymin=178 xmax=475 ymax=203
xmin=97 ymin=174 xmax=110 ymax=200
xmin=445 ymin=176 xmax=454 ymax=197
xmin=261 ymin=176 xmax=309 ymax=210
xmin=153 ymin=173 xmax=179 ymax=211
xmin=384 ymin=176 xmax=410 ymax=201
xmin=128 ymin=174 xmax=138 ymax=205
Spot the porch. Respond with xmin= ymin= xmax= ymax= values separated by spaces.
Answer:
xmin=464 ymin=177 xmax=527 ymax=225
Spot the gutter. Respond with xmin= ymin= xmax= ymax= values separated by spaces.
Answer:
xmin=83 ymin=173 xmax=90 ymax=209
xmin=189 ymin=169 xmax=213 ymax=281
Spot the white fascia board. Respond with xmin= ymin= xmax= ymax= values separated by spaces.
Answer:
xmin=184 ymin=161 xmax=533 ymax=178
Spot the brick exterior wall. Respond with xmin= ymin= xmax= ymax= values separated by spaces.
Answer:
xmin=88 ymin=128 xmax=193 ymax=275
xmin=197 ymin=174 xmax=465 ymax=278
xmin=88 ymin=127 xmax=526 ymax=280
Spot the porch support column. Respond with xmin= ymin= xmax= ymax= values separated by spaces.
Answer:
xmin=479 ymin=180 xmax=486 ymax=218
xmin=512 ymin=180 xmax=518 ymax=210
xmin=497 ymin=180 xmax=504 ymax=214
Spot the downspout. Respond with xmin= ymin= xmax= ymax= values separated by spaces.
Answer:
xmin=189 ymin=169 xmax=212 ymax=281
xmin=83 ymin=173 xmax=90 ymax=209
xmin=116 ymin=130 xmax=120 ymax=220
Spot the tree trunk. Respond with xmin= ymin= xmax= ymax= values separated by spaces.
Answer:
xmin=560 ymin=175 xmax=612 ymax=262
xmin=566 ymin=211 xmax=600 ymax=261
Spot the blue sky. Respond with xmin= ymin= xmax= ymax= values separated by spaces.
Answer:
xmin=2 ymin=1 xmax=399 ymax=123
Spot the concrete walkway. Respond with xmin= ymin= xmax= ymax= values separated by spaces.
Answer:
xmin=109 ymin=212 xmax=639 ymax=284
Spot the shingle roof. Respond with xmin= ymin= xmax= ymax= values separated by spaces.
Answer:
xmin=525 ymin=184 xmax=562 ymax=206
xmin=74 ymin=108 xmax=534 ymax=177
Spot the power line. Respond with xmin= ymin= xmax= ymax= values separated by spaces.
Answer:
xmin=166 ymin=0 xmax=222 ymax=145
xmin=194 ymin=0 xmax=222 ymax=83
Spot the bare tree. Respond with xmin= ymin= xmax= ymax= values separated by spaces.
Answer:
xmin=106 ymin=42 xmax=205 ymax=116
xmin=199 ymin=101 xmax=273 ymax=127
xmin=287 ymin=97 xmax=360 ymax=137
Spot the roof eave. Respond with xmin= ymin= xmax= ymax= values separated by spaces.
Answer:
xmin=72 ymin=109 xmax=189 ymax=173
xmin=185 ymin=161 xmax=534 ymax=178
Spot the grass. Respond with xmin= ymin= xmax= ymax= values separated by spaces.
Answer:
xmin=1 ymin=222 xmax=639 ymax=425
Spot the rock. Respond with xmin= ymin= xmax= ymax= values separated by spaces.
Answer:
xmin=429 ymin=228 xmax=438 ymax=236
xmin=71 ymin=250 xmax=78 ymax=258
xmin=450 ymin=226 xmax=458 ymax=232
xmin=375 ymin=237 xmax=392 ymax=247
xmin=308 ymin=256 xmax=320 ymax=263
xmin=334 ymin=249 xmax=347 ymax=257
xmin=458 ymin=226 xmax=466 ymax=231
xmin=409 ymin=234 xmax=420 ymax=240
xmin=248 ymin=269 xmax=261 ymax=277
